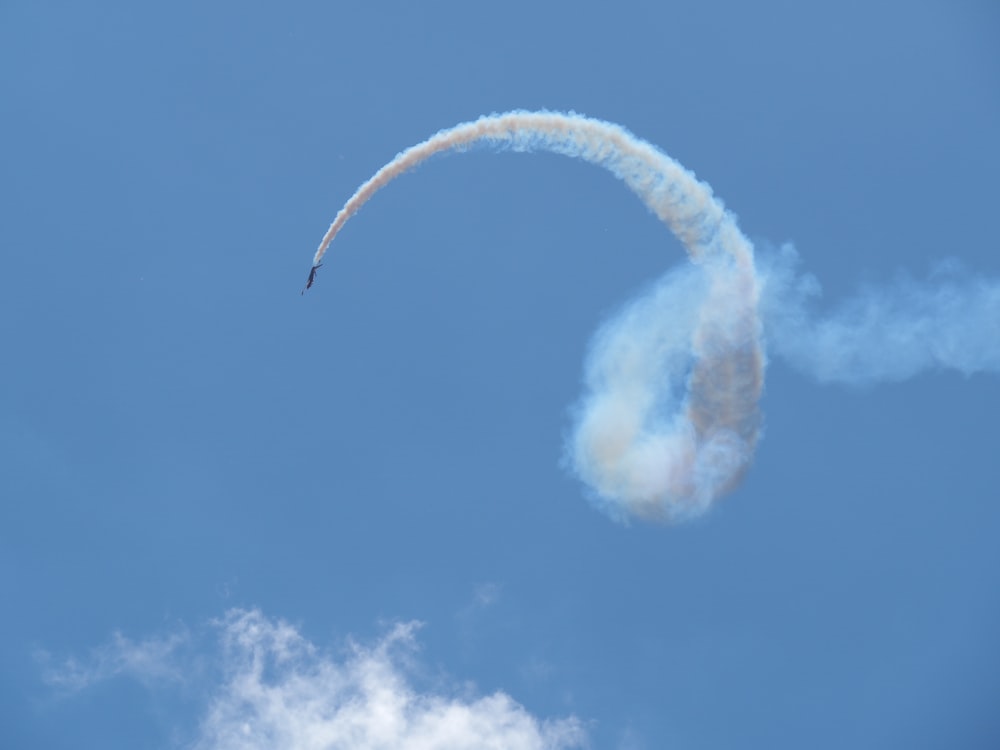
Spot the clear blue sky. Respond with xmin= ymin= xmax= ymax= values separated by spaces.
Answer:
xmin=2 ymin=1 xmax=999 ymax=748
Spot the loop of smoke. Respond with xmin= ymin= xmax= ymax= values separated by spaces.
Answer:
xmin=311 ymin=111 xmax=999 ymax=521
xmin=313 ymin=111 xmax=764 ymax=522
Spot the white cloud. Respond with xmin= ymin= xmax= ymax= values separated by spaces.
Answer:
xmin=196 ymin=609 xmax=586 ymax=750
xmin=39 ymin=627 xmax=188 ymax=692
xmin=41 ymin=608 xmax=588 ymax=750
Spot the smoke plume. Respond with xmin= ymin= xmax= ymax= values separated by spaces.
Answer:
xmin=310 ymin=111 xmax=998 ymax=521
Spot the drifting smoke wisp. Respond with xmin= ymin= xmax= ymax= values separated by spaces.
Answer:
xmin=311 ymin=110 xmax=999 ymax=521
xmin=313 ymin=111 xmax=764 ymax=522
xmin=758 ymin=244 xmax=1000 ymax=385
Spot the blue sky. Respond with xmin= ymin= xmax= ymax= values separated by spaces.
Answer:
xmin=2 ymin=1 xmax=999 ymax=748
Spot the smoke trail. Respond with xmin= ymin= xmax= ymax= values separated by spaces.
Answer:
xmin=312 ymin=111 xmax=764 ymax=522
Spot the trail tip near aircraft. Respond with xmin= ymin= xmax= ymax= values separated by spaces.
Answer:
xmin=301 ymin=263 xmax=323 ymax=295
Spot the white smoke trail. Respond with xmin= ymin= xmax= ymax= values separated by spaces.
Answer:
xmin=311 ymin=111 xmax=764 ymax=522
xmin=311 ymin=111 xmax=1000 ymax=519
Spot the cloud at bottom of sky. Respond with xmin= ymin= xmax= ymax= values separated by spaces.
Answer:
xmin=39 ymin=608 xmax=587 ymax=750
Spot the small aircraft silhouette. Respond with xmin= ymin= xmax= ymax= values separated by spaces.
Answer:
xmin=301 ymin=263 xmax=323 ymax=294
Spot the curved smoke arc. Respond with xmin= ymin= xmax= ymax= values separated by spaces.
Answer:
xmin=310 ymin=111 xmax=764 ymax=522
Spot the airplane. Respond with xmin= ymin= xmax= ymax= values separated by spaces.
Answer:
xmin=301 ymin=263 xmax=323 ymax=294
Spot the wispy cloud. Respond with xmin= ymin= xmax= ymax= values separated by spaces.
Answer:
xmin=41 ymin=608 xmax=587 ymax=750
xmin=471 ymin=582 xmax=502 ymax=609
xmin=455 ymin=582 xmax=504 ymax=661
xmin=38 ymin=627 xmax=189 ymax=692
xmin=457 ymin=582 xmax=502 ymax=623
xmin=518 ymin=656 xmax=555 ymax=685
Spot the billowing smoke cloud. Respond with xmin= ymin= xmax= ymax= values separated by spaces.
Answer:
xmin=41 ymin=609 xmax=587 ymax=750
xmin=308 ymin=110 xmax=999 ymax=521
